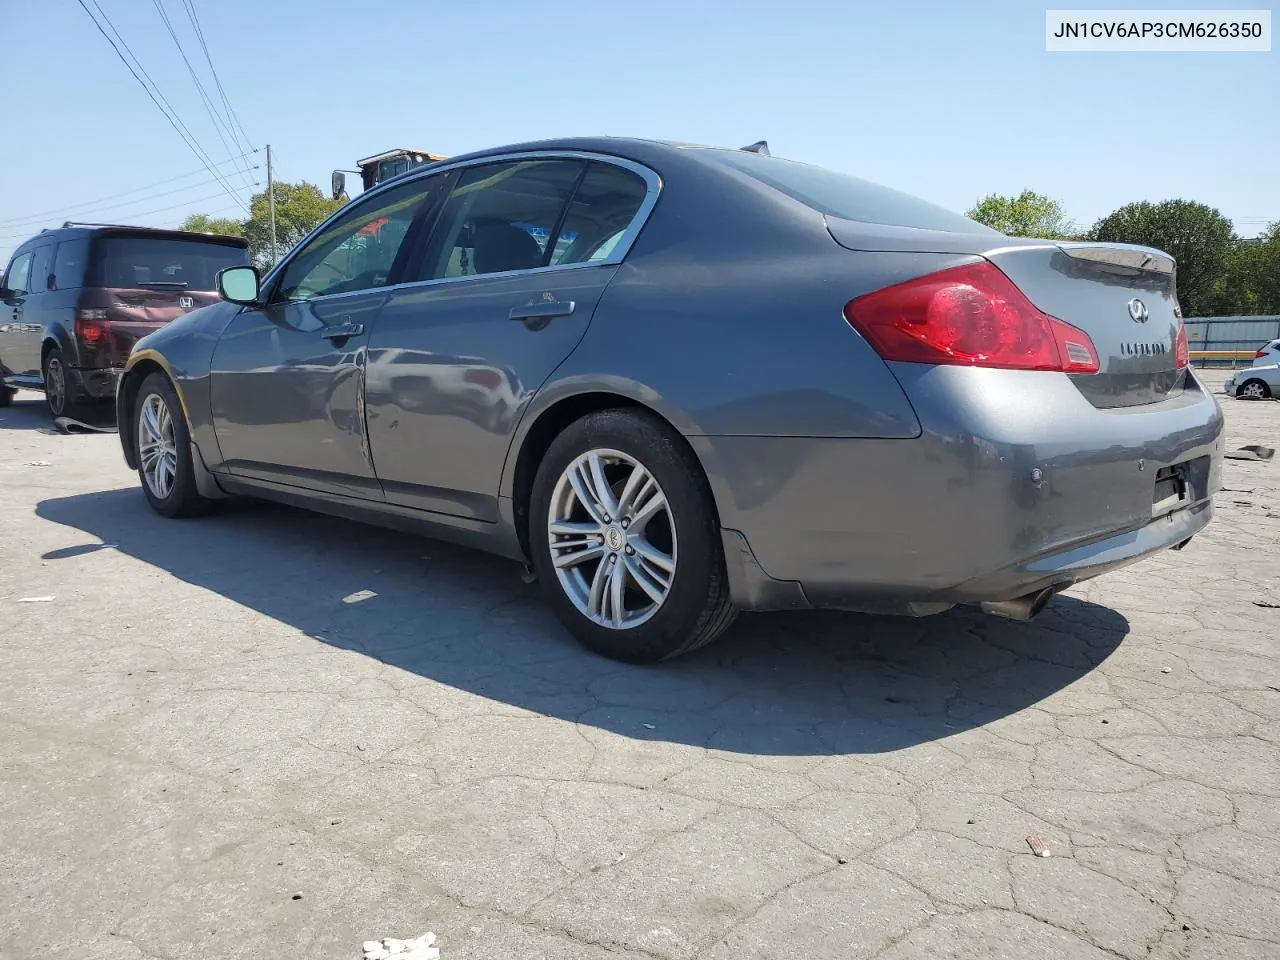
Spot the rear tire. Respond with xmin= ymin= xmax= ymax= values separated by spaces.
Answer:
xmin=1238 ymin=378 xmax=1271 ymax=400
xmin=134 ymin=372 xmax=215 ymax=519
xmin=42 ymin=347 xmax=80 ymax=419
xmin=528 ymin=408 xmax=737 ymax=664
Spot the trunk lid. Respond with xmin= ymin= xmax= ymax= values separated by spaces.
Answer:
xmin=81 ymin=288 xmax=221 ymax=365
xmin=826 ymin=218 xmax=1185 ymax=408
xmin=983 ymin=243 xmax=1183 ymax=408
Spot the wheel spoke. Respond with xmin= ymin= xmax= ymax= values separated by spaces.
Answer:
xmin=553 ymin=544 xmax=605 ymax=569
xmin=142 ymin=400 xmax=161 ymax=441
xmin=624 ymin=554 xmax=667 ymax=605
xmin=585 ymin=453 xmax=620 ymax=520
xmin=586 ymin=554 xmax=612 ymax=619
xmin=568 ymin=463 xmax=608 ymax=525
xmin=607 ymin=558 xmax=627 ymax=627
xmin=549 ymin=519 xmax=601 ymax=537
xmin=630 ymin=485 xmax=666 ymax=531
xmin=630 ymin=535 xmax=674 ymax=575
xmin=615 ymin=463 xmax=651 ymax=518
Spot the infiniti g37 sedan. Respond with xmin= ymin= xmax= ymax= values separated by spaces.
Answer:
xmin=115 ymin=137 xmax=1224 ymax=663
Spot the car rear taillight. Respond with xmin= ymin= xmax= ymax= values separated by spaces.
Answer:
xmin=1257 ymin=348 xmax=1269 ymax=359
xmin=843 ymin=261 xmax=1100 ymax=374
xmin=1175 ymin=322 xmax=1189 ymax=369
xmin=75 ymin=308 xmax=110 ymax=347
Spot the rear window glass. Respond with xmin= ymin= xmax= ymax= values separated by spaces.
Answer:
xmin=700 ymin=149 xmax=996 ymax=234
xmin=88 ymin=235 xmax=248 ymax=290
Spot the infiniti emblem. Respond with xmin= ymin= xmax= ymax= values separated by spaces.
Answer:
xmin=1127 ymin=298 xmax=1149 ymax=323
xmin=604 ymin=526 xmax=625 ymax=551
xmin=179 ymin=296 xmax=194 ymax=309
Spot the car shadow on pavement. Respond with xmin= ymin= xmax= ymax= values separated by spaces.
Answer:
xmin=0 ymin=392 xmax=116 ymax=433
xmin=37 ymin=487 xmax=1130 ymax=756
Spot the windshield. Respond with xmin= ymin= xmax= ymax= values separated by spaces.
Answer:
xmin=700 ymin=149 xmax=996 ymax=234
xmin=88 ymin=235 xmax=248 ymax=290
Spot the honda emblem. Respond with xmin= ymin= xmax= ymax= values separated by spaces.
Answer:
xmin=179 ymin=296 xmax=194 ymax=309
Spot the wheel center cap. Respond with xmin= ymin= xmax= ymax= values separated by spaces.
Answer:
xmin=604 ymin=526 xmax=625 ymax=551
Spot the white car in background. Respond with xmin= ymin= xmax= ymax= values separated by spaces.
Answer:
xmin=1225 ymin=363 xmax=1280 ymax=400
xmin=1253 ymin=339 xmax=1280 ymax=366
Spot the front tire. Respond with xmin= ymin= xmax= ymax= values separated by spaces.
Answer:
xmin=134 ymin=372 xmax=214 ymax=518
xmin=529 ymin=408 xmax=737 ymax=663
xmin=1238 ymin=378 xmax=1271 ymax=400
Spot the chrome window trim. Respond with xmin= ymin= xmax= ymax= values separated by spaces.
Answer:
xmin=260 ymin=150 xmax=663 ymax=304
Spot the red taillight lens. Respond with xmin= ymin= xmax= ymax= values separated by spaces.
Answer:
xmin=843 ymin=262 xmax=1100 ymax=374
xmin=1175 ymin=322 xmax=1189 ymax=369
xmin=75 ymin=309 xmax=110 ymax=346
xmin=1257 ymin=348 xmax=1269 ymax=359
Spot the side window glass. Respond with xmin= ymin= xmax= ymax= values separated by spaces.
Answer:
xmin=275 ymin=179 xmax=431 ymax=302
xmin=550 ymin=162 xmax=649 ymax=267
xmin=28 ymin=245 xmax=54 ymax=293
xmin=419 ymin=160 xmax=584 ymax=281
xmin=52 ymin=239 xmax=90 ymax=290
xmin=3 ymin=252 xmax=32 ymax=294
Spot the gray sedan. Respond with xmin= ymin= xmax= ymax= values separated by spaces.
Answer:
xmin=1225 ymin=363 xmax=1279 ymax=400
xmin=115 ymin=137 xmax=1224 ymax=663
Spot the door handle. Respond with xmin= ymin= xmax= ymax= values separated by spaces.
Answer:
xmin=320 ymin=321 xmax=364 ymax=341
xmin=509 ymin=300 xmax=575 ymax=323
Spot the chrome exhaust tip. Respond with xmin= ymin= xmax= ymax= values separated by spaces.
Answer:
xmin=979 ymin=588 xmax=1057 ymax=622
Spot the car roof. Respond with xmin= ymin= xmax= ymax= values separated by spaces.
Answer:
xmin=14 ymin=223 xmax=248 ymax=250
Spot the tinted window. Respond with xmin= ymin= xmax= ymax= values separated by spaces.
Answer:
xmin=52 ymin=238 xmax=90 ymax=290
xmin=3 ymin=252 xmax=32 ymax=294
xmin=702 ymin=149 xmax=996 ymax=234
xmin=28 ymin=244 xmax=54 ymax=293
xmin=276 ymin=178 xmax=431 ymax=301
xmin=549 ymin=162 xmax=649 ymax=266
xmin=88 ymin=236 xmax=248 ymax=290
xmin=418 ymin=159 xmax=585 ymax=280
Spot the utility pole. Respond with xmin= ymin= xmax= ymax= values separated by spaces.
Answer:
xmin=266 ymin=143 xmax=278 ymax=265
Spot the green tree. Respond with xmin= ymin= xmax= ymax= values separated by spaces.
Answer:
xmin=243 ymin=181 xmax=345 ymax=266
xmin=1088 ymin=200 xmax=1235 ymax=318
xmin=179 ymin=213 xmax=245 ymax=237
xmin=966 ymin=190 xmax=1077 ymax=239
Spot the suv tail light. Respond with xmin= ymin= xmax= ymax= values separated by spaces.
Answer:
xmin=843 ymin=261 xmax=1100 ymax=374
xmin=75 ymin=308 xmax=110 ymax=347
xmin=1257 ymin=347 xmax=1270 ymax=359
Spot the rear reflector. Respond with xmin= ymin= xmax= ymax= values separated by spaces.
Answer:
xmin=844 ymin=261 xmax=1100 ymax=374
xmin=75 ymin=308 xmax=110 ymax=347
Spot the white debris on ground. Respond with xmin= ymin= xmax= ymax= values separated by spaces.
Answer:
xmin=362 ymin=932 xmax=438 ymax=960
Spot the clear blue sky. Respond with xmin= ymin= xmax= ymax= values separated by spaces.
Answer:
xmin=1 ymin=0 xmax=1275 ymax=265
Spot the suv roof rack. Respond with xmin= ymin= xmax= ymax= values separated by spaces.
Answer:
xmin=739 ymin=140 xmax=770 ymax=156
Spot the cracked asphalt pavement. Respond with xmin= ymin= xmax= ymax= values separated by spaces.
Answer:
xmin=2 ymin=372 xmax=1277 ymax=960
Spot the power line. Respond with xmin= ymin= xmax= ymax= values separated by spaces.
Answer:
xmin=0 ymin=188 xmax=257 ymax=242
xmin=0 ymin=162 xmax=260 ymax=230
xmin=149 ymin=0 xmax=253 ymax=189
xmin=183 ymin=0 xmax=254 ymax=157
xmin=73 ymin=0 xmax=249 ymax=214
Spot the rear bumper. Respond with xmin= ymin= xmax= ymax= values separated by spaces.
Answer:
xmin=697 ymin=367 xmax=1224 ymax=613
xmin=70 ymin=365 xmax=121 ymax=401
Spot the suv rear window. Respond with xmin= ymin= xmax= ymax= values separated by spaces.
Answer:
xmin=700 ymin=149 xmax=996 ymax=234
xmin=87 ymin=235 xmax=248 ymax=290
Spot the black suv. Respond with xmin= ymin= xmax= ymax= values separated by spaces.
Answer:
xmin=1 ymin=223 xmax=249 ymax=417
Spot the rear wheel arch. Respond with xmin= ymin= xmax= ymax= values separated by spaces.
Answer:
xmin=509 ymin=391 xmax=721 ymax=561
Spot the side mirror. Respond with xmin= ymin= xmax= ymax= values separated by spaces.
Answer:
xmin=216 ymin=265 xmax=262 ymax=305
xmin=0 ymin=286 xmax=12 ymax=300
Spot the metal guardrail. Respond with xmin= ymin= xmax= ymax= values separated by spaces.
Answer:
xmin=1185 ymin=315 xmax=1280 ymax=368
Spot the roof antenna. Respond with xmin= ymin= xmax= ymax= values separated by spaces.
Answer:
xmin=740 ymin=140 xmax=770 ymax=156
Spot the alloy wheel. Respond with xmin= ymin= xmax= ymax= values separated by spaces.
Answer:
xmin=547 ymin=448 xmax=677 ymax=629
xmin=45 ymin=357 xmax=65 ymax=415
xmin=138 ymin=393 xmax=178 ymax=500
xmin=1240 ymin=381 xmax=1268 ymax=400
